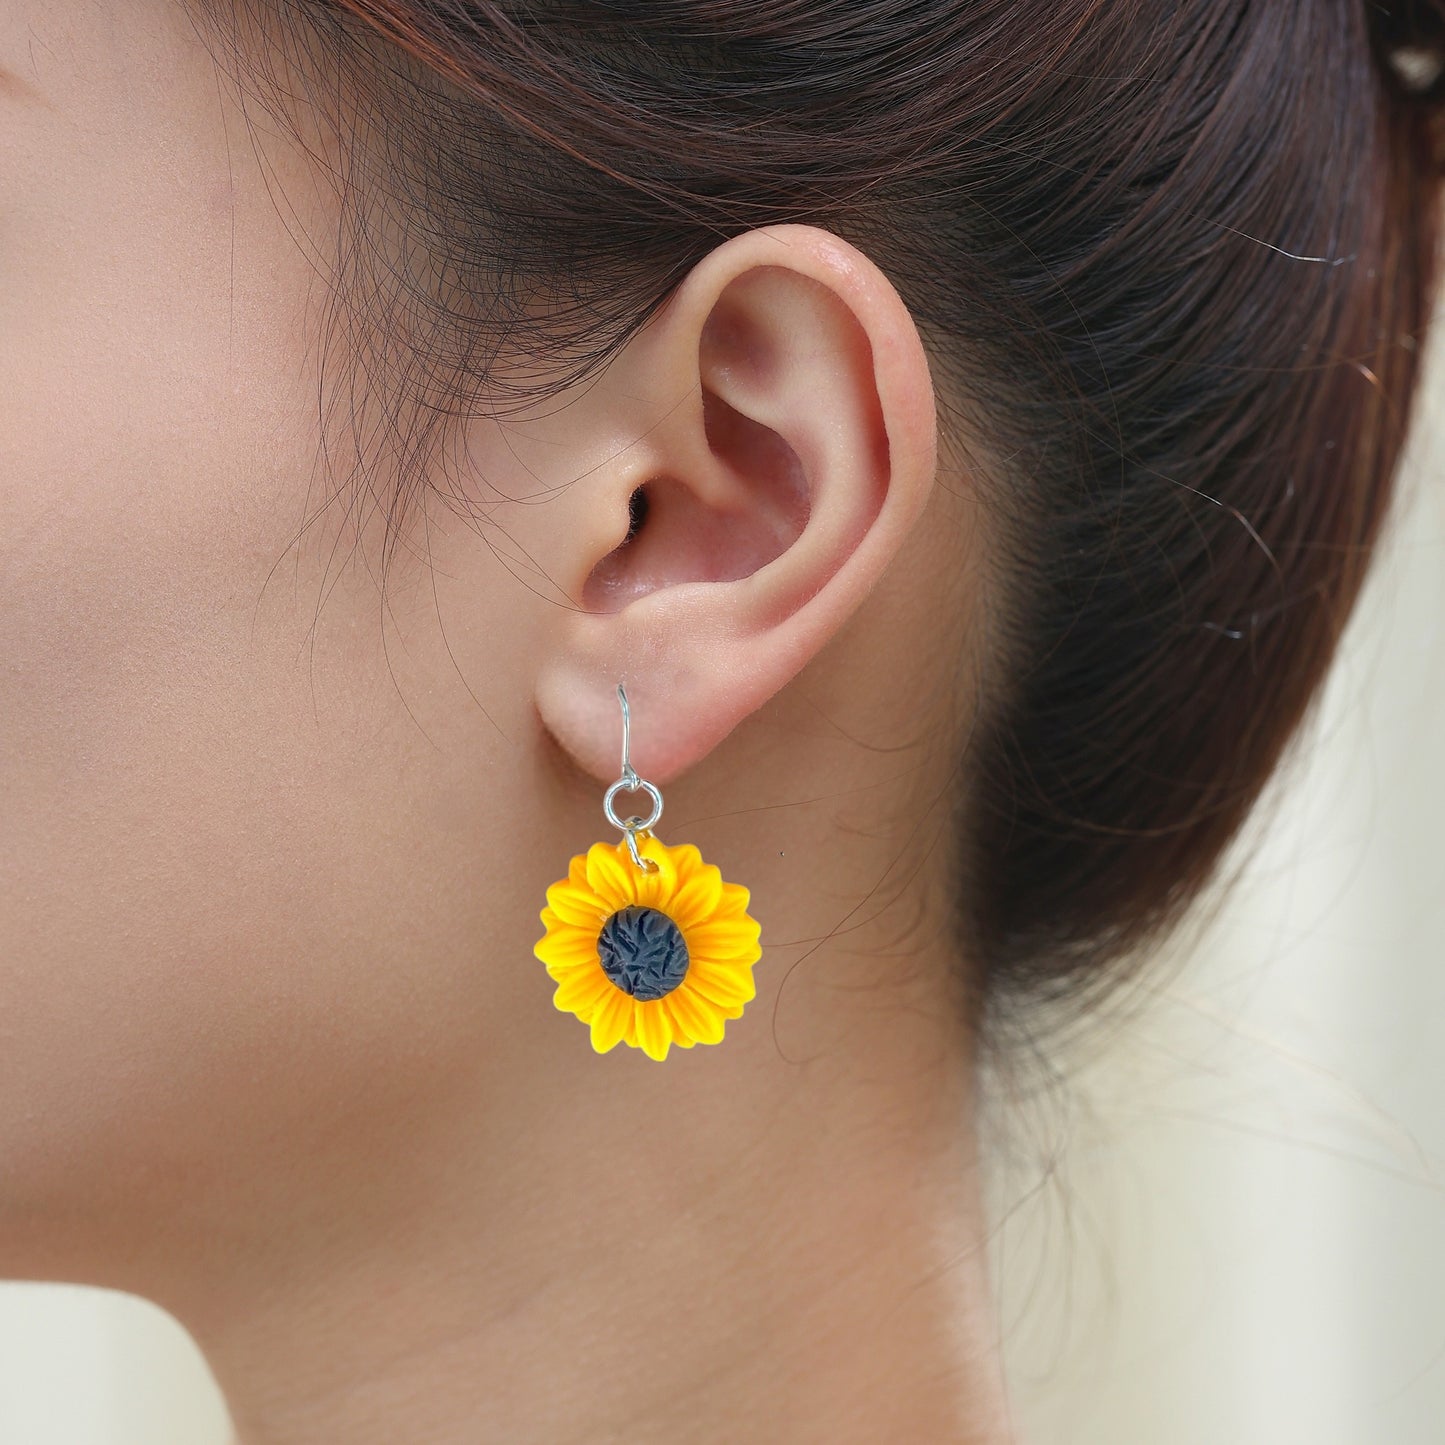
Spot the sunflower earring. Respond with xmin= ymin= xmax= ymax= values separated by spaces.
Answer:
xmin=533 ymin=682 xmax=762 ymax=1061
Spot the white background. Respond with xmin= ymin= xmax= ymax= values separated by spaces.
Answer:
xmin=2 ymin=334 xmax=1442 ymax=1445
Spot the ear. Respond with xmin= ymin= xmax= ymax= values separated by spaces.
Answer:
xmin=533 ymin=223 xmax=938 ymax=788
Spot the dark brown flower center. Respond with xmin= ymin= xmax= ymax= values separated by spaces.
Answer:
xmin=597 ymin=906 xmax=689 ymax=1000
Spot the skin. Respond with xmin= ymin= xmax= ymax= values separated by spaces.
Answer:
xmin=0 ymin=3 xmax=1014 ymax=1442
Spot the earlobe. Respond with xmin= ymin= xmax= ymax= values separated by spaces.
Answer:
xmin=534 ymin=224 xmax=938 ymax=789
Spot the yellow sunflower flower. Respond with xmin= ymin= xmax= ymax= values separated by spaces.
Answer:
xmin=534 ymin=830 xmax=762 ymax=1061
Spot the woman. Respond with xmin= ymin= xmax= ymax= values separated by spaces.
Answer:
xmin=2 ymin=2 xmax=1440 ymax=1441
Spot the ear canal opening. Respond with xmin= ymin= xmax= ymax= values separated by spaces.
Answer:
xmin=624 ymin=484 xmax=650 ymax=545
xmin=580 ymin=389 xmax=809 ymax=614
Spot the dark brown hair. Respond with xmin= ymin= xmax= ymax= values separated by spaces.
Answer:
xmin=188 ymin=0 xmax=1445 ymax=1048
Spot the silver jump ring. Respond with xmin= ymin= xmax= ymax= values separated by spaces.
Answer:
xmin=604 ymin=776 xmax=664 ymax=835
xmin=605 ymin=683 xmax=663 ymax=872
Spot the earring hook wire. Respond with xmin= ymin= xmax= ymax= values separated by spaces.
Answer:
xmin=602 ymin=682 xmax=662 ymax=872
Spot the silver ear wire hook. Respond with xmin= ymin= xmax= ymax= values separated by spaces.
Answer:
xmin=602 ymin=682 xmax=663 ymax=872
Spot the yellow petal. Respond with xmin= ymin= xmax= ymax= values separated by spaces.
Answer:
xmin=718 ymin=881 xmax=752 ymax=914
xmin=662 ymin=1015 xmax=696 ymax=1047
xmin=629 ymin=833 xmax=680 ymax=910
xmin=618 ymin=997 xmax=640 ymax=1047
xmin=668 ymin=863 xmax=724 ymax=932
xmin=633 ymin=999 xmax=673 ymax=1061
xmin=589 ymin=991 xmax=632 ymax=1053
xmin=535 ymin=926 xmax=599 ymax=970
xmin=554 ymin=965 xmax=612 ymax=1015
xmin=585 ymin=841 xmax=638 ymax=910
xmin=687 ymin=959 xmax=757 ymax=1008
xmin=667 ymin=984 xmax=726 ymax=1045
xmin=684 ymin=915 xmax=761 ymax=962
xmin=546 ymin=879 xmax=608 ymax=929
xmin=665 ymin=842 xmax=706 ymax=885
xmin=567 ymin=852 xmax=593 ymax=890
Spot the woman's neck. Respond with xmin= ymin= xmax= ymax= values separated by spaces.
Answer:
xmin=167 ymin=976 xmax=1013 ymax=1445
xmin=103 ymin=770 xmax=1015 ymax=1445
